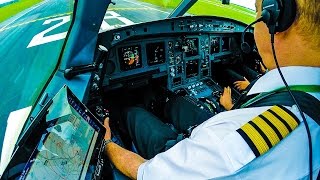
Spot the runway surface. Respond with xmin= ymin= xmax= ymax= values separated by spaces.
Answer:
xmin=0 ymin=0 xmax=172 ymax=157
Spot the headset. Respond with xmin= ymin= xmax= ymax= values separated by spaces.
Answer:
xmin=241 ymin=0 xmax=296 ymax=53
xmin=242 ymin=0 xmax=314 ymax=179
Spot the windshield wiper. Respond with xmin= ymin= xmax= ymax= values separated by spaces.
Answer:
xmin=64 ymin=45 xmax=108 ymax=80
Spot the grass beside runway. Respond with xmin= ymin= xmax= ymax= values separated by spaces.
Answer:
xmin=139 ymin=0 xmax=255 ymax=24
xmin=0 ymin=0 xmax=43 ymax=23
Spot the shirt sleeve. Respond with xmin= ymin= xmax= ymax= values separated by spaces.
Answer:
xmin=137 ymin=127 xmax=237 ymax=180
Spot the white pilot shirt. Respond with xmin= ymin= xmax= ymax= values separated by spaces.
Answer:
xmin=137 ymin=66 xmax=320 ymax=180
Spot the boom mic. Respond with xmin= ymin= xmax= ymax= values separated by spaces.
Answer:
xmin=241 ymin=17 xmax=263 ymax=54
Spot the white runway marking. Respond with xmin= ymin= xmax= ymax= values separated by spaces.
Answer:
xmin=122 ymin=0 xmax=170 ymax=15
xmin=27 ymin=16 xmax=70 ymax=48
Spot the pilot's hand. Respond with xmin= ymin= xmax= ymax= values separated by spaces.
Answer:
xmin=233 ymin=77 xmax=250 ymax=91
xmin=104 ymin=117 xmax=112 ymax=141
xmin=219 ymin=87 xmax=234 ymax=111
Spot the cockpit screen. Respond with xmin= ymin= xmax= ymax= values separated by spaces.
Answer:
xmin=186 ymin=60 xmax=199 ymax=78
xmin=210 ymin=37 xmax=220 ymax=54
xmin=184 ymin=38 xmax=199 ymax=57
xmin=19 ymin=86 xmax=103 ymax=180
xmin=23 ymin=114 xmax=97 ymax=180
xmin=222 ymin=37 xmax=230 ymax=52
xmin=118 ymin=45 xmax=142 ymax=71
xmin=147 ymin=42 xmax=165 ymax=65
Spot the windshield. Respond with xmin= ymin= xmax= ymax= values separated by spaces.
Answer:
xmin=0 ymin=0 xmax=74 ymax=164
xmin=101 ymin=0 xmax=255 ymax=31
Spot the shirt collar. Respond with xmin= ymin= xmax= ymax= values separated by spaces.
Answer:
xmin=247 ymin=66 xmax=320 ymax=95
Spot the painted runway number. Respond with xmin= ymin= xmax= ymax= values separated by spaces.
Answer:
xmin=100 ymin=11 xmax=134 ymax=32
xmin=27 ymin=11 xmax=134 ymax=48
xmin=27 ymin=16 xmax=70 ymax=48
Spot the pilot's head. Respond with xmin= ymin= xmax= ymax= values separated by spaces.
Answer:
xmin=254 ymin=0 xmax=320 ymax=70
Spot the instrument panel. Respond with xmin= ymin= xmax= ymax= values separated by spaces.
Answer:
xmin=103 ymin=34 xmax=242 ymax=91
xmin=98 ymin=16 xmax=248 ymax=91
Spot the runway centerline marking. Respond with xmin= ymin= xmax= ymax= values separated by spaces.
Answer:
xmin=0 ymin=6 xmax=158 ymax=32
xmin=122 ymin=0 xmax=170 ymax=14
xmin=108 ymin=7 xmax=151 ymax=10
xmin=0 ymin=12 xmax=73 ymax=32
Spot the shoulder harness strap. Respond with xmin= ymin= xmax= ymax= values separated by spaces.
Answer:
xmin=242 ymin=90 xmax=320 ymax=125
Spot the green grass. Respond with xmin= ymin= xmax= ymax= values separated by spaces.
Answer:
xmin=139 ymin=0 xmax=256 ymax=24
xmin=0 ymin=0 xmax=43 ymax=23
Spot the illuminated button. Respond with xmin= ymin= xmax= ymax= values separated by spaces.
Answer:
xmin=192 ymin=85 xmax=195 ymax=88
xmin=200 ymin=82 xmax=203 ymax=85
xmin=196 ymin=83 xmax=199 ymax=86
xmin=188 ymin=86 xmax=191 ymax=89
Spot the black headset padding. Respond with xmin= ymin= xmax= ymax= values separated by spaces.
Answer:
xmin=277 ymin=0 xmax=297 ymax=32
xmin=262 ymin=0 xmax=297 ymax=33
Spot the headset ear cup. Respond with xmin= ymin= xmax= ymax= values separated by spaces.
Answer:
xmin=276 ymin=0 xmax=297 ymax=32
xmin=261 ymin=9 xmax=271 ymax=24
xmin=241 ymin=42 xmax=251 ymax=54
xmin=262 ymin=0 xmax=297 ymax=33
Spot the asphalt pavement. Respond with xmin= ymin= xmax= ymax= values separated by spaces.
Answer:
xmin=0 ymin=0 xmax=171 ymax=159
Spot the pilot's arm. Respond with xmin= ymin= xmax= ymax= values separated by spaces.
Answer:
xmin=103 ymin=117 xmax=146 ymax=180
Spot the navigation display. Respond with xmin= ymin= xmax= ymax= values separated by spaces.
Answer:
xmin=210 ymin=37 xmax=220 ymax=54
xmin=184 ymin=38 xmax=199 ymax=57
xmin=147 ymin=42 xmax=166 ymax=65
xmin=24 ymin=113 xmax=97 ymax=180
xmin=118 ymin=45 xmax=142 ymax=71
xmin=222 ymin=37 xmax=230 ymax=52
xmin=186 ymin=60 xmax=199 ymax=78
xmin=14 ymin=86 xmax=106 ymax=180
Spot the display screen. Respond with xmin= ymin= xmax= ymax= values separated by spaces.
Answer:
xmin=210 ymin=37 xmax=220 ymax=54
xmin=186 ymin=60 xmax=199 ymax=78
xmin=147 ymin=42 xmax=166 ymax=65
xmin=118 ymin=45 xmax=142 ymax=71
xmin=17 ymin=86 xmax=104 ymax=180
xmin=23 ymin=114 xmax=98 ymax=180
xmin=222 ymin=37 xmax=230 ymax=52
xmin=184 ymin=38 xmax=199 ymax=57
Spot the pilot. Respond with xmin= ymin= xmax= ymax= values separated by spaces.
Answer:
xmin=103 ymin=0 xmax=320 ymax=179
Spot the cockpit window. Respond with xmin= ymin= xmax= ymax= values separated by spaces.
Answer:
xmin=0 ymin=0 xmax=74 ymax=162
xmin=102 ymin=0 xmax=255 ymax=32
xmin=186 ymin=0 xmax=256 ymax=24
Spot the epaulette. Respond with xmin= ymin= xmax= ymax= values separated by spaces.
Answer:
xmin=237 ymin=105 xmax=300 ymax=157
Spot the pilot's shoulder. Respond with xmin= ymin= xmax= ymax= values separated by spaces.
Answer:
xmin=192 ymin=105 xmax=300 ymax=141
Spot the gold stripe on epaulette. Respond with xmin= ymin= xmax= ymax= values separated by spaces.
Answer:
xmin=237 ymin=105 xmax=300 ymax=157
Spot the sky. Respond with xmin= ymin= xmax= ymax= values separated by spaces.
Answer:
xmin=230 ymin=0 xmax=256 ymax=10
xmin=0 ymin=0 xmax=13 ymax=4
